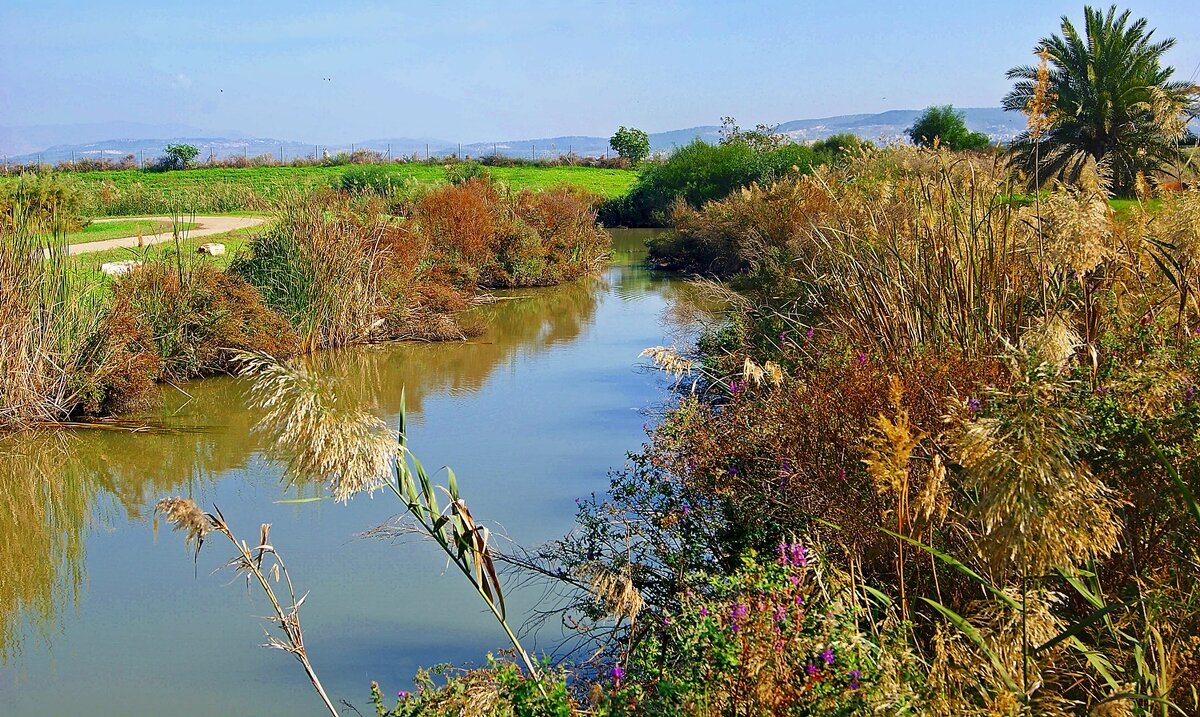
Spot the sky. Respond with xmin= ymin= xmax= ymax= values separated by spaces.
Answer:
xmin=2 ymin=0 xmax=1198 ymax=143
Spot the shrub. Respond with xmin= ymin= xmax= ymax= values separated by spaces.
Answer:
xmin=105 ymin=261 xmax=299 ymax=383
xmin=599 ymin=138 xmax=834 ymax=227
xmin=444 ymin=160 xmax=490 ymax=185
xmin=906 ymin=105 xmax=990 ymax=150
xmin=230 ymin=198 xmax=384 ymax=351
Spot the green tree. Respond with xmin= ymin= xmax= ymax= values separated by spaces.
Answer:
xmin=907 ymin=106 xmax=991 ymax=150
xmin=609 ymin=126 xmax=650 ymax=164
xmin=1004 ymin=5 xmax=1200 ymax=195
xmin=162 ymin=143 xmax=200 ymax=170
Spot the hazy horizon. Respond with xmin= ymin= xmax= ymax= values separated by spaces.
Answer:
xmin=3 ymin=1 xmax=1198 ymax=145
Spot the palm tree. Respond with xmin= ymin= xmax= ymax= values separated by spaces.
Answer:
xmin=1004 ymin=5 xmax=1199 ymax=195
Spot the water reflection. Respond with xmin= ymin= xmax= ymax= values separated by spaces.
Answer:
xmin=0 ymin=229 xmax=671 ymax=669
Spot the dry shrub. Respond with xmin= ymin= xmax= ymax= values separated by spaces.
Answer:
xmin=106 ymin=262 xmax=299 ymax=384
xmin=660 ymin=146 xmax=1137 ymax=358
xmin=403 ymin=178 xmax=609 ymax=288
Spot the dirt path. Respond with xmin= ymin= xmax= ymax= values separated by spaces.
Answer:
xmin=68 ymin=215 xmax=269 ymax=256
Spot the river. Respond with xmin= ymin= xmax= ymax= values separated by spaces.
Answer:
xmin=0 ymin=229 xmax=683 ymax=716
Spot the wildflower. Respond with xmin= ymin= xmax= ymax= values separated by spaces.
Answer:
xmin=966 ymin=397 xmax=981 ymax=411
xmin=699 ymin=606 xmax=709 ymax=617
xmin=781 ymin=459 xmax=791 ymax=474
xmin=773 ymin=605 xmax=787 ymax=621
xmin=836 ymin=467 xmax=846 ymax=481
xmin=805 ymin=326 xmax=815 ymax=339
xmin=806 ymin=663 xmax=819 ymax=677
xmin=663 ymin=616 xmax=671 ymax=625
xmin=795 ymin=593 xmax=804 ymax=606
xmin=779 ymin=331 xmax=787 ymax=343
xmin=856 ymin=351 xmax=868 ymax=366
xmin=777 ymin=542 xmax=807 ymax=567
xmin=681 ymin=501 xmax=690 ymax=516
xmin=849 ymin=669 xmax=861 ymax=690
xmin=788 ymin=574 xmax=801 ymax=587
xmin=821 ymin=647 xmax=835 ymax=666
xmin=731 ymin=603 xmax=749 ymax=620
xmin=397 ymin=691 xmax=411 ymax=700
xmin=1186 ymin=386 xmax=1197 ymax=403
xmin=729 ymin=467 xmax=738 ymax=475
xmin=610 ymin=664 xmax=624 ymax=682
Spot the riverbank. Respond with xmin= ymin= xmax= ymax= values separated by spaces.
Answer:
xmin=0 ymin=178 xmax=610 ymax=429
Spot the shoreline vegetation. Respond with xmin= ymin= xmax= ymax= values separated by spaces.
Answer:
xmin=0 ymin=172 xmax=609 ymax=429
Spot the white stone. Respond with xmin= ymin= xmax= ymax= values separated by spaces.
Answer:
xmin=100 ymin=260 xmax=143 ymax=276
xmin=197 ymin=242 xmax=226 ymax=256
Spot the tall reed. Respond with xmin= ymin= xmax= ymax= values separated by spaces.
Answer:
xmin=0 ymin=209 xmax=108 ymax=427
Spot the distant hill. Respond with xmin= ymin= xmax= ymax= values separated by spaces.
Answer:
xmin=2 ymin=108 xmax=1028 ymax=166
xmin=0 ymin=122 xmax=242 ymax=158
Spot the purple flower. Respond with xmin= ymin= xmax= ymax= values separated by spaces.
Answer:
xmin=836 ymin=467 xmax=846 ymax=481
xmin=966 ymin=397 xmax=981 ymax=411
xmin=777 ymin=542 xmax=808 ymax=568
xmin=779 ymin=331 xmax=787 ymax=343
xmin=788 ymin=574 xmax=801 ymax=587
xmin=610 ymin=664 xmax=624 ymax=681
xmin=1186 ymin=386 xmax=1197 ymax=403
xmin=699 ymin=606 xmax=709 ymax=617
xmin=806 ymin=663 xmax=819 ymax=677
xmin=729 ymin=380 xmax=743 ymax=395
xmin=731 ymin=603 xmax=749 ymax=620
xmin=681 ymin=501 xmax=691 ymax=516
xmin=663 ymin=616 xmax=671 ymax=625
xmin=856 ymin=351 xmax=868 ymax=366
xmin=773 ymin=605 xmax=787 ymax=621
xmin=849 ymin=669 xmax=861 ymax=690
xmin=397 ymin=691 xmax=411 ymax=700
xmin=780 ymin=459 xmax=791 ymax=475
xmin=821 ymin=647 xmax=835 ymax=666
xmin=805 ymin=326 xmax=815 ymax=339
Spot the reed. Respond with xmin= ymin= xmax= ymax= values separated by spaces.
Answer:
xmin=0 ymin=208 xmax=109 ymax=428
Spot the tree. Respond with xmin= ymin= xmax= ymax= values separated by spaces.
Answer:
xmin=1004 ymin=5 xmax=1200 ymax=195
xmin=718 ymin=116 xmax=788 ymax=151
xmin=162 ymin=143 xmax=200 ymax=170
xmin=907 ymin=106 xmax=991 ymax=150
xmin=609 ymin=126 xmax=650 ymax=165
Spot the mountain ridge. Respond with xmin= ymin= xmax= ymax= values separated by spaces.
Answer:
xmin=2 ymin=108 xmax=1027 ymax=165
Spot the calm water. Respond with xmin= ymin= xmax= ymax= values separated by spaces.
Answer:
xmin=0 ymin=229 xmax=683 ymax=716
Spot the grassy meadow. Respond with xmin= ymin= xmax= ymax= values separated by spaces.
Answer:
xmin=0 ymin=163 xmax=637 ymax=217
xmin=65 ymin=218 xmax=197 ymax=245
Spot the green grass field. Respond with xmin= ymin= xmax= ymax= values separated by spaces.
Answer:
xmin=66 ymin=219 xmax=197 ymax=245
xmin=23 ymin=163 xmax=636 ymax=201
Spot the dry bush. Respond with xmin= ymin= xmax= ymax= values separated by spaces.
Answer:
xmin=105 ymin=262 xmax=299 ymax=384
xmin=403 ymin=178 xmax=609 ymax=288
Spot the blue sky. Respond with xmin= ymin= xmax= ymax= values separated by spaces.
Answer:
xmin=2 ymin=1 xmax=1197 ymax=142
